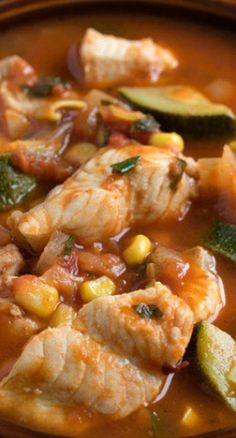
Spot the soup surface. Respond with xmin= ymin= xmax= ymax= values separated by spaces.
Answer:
xmin=0 ymin=7 xmax=235 ymax=438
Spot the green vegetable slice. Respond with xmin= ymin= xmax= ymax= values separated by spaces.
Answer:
xmin=119 ymin=86 xmax=236 ymax=137
xmin=0 ymin=156 xmax=36 ymax=211
xmin=111 ymin=156 xmax=141 ymax=174
xmin=205 ymin=222 xmax=236 ymax=262
xmin=195 ymin=322 xmax=236 ymax=412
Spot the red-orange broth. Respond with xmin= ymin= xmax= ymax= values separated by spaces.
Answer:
xmin=0 ymin=9 xmax=235 ymax=438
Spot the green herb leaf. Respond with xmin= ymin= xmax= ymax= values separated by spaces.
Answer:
xmin=133 ymin=303 xmax=163 ymax=320
xmin=63 ymin=235 xmax=75 ymax=256
xmin=150 ymin=411 xmax=169 ymax=438
xmin=151 ymin=412 xmax=159 ymax=438
xmin=0 ymin=155 xmax=36 ymax=211
xmin=22 ymin=76 xmax=70 ymax=98
xmin=131 ymin=115 xmax=160 ymax=133
xmin=96 ymin=123 xmax=110 ymax=147
xmin=169 ymin=158 xmax=187 ymax=191
xmin=111 ymin=156 xmax=141 ymax=174
xmin=205 ymin=221 xmax=236 ymax=262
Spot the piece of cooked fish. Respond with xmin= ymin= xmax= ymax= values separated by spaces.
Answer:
xmin=77 ymin=282 xmax=194 ymax=366
xmin=80 ymin=28 xmax=178 ymax=87
xmin=8 ymin=145 xmax=197 ymax=251
xmin=150 ymin=246 xmax=224 ymax=323
xmin=199 ymin=145 xmax=236 ymax=223
xmin=0 ymin=282 xmax=194 ymax=435
xmin=0 ymin=55 xmax=36 ymax=84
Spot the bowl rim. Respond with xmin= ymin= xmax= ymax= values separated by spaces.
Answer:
xmin=0 ymin=0 xmax=236 ymax=23
xmin=0 ymin=1 xmax=235 ymax=437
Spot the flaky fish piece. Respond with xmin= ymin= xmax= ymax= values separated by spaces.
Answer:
xmin=80 ymin=28 xmax=178 ymax=87
xmin=0 ymin=55 xmax=36 ymax=84
xmin=199 ymin=145 xmax=236 ymax=223
xmin=78 ymin=282 xmax=194 ymax=366
xmin=150 ymin=246 xmax=224 ymax=322
xmin=0 ymin=327 xmax=163 ymax=424
xmin=9 ymin=145 xmax=197 ymax=251
xmin=0 ymin=282 xmax=194 ymax=435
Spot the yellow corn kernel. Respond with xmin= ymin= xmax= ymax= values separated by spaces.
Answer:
xmin=79 ymin=276 xmax=116 ymax=303
xmin=227 ymin=363 xmax=236 ymax=388
xmin=181 ymin=406 xmax=200 ymax=428
xmin=149 ymin=132 xmax=184 ymax=152
xmin=64 ymin=142 xmax=97 ymax=166
xmin=123 ymin=234 xmax=152 ymax=265
xmin=13 ymin=275 xmax=59 ymax=318
xmin=50 ymin=303 xmax=75 ymax=327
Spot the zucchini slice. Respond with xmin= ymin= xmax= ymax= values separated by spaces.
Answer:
xmin=119 ymin=86 xmax=236 ymax=137
xmin=205 ymin=222 xmax=236 ymax=263
xmin=195 ymin=322 xmax=236 ymax=412
xmin=0 ymin=155 xmax=36 ymax=211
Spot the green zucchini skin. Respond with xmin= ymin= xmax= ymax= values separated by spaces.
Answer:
xmin=119 ymin=86 xmax=236 ymax=137
xmin=205 ymin=222 xmax=236 ymax=263
xmin=0 ymin=156 xmax=36 ymax=211
xmin=195 ymin=322 xmax=236 ymax=412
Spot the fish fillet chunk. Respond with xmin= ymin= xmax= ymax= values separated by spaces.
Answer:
xmin=9 ymin=145 xmax=197 ymax=251
xmin=80 ymin=28 xmax=178 ymax=87
xmin=78 ymin=282 xmax=194 ymax=366
xmin=199 ymin=145 xmax=236 ymax=223
xmin=0 ymin=282 xmax=194 ymax=435
xmin=151 ymin=246 xmax=224 ymax=322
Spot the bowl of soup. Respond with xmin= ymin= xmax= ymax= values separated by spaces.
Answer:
xmin=0 ymin=1 xmax=235 ymax=437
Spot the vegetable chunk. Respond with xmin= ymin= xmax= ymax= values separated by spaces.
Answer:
xmin=119 ymin=86 xmax=235 ymax=136
xmin=205 ymin=222 xmax=236 ymax=262
xmin=195 ymin=322 xmax=236 ymax=412
xmin=0 ymin=155 xmax=36 ymax=211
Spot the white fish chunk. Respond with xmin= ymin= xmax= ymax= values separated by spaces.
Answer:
xmin=80 ymin=28 xmax=178 ymax=87
xmin=9 ymin=145 xmax=197 ymax=251
xmin=199 ymin=145 xmax=236 ymax=223
xmin=0 ymin=55 xmax=36 ymax=83
xmin=0 ymin=282 xmax=194 ymax=435
xmin=78 ymin=282 xmax=194 ymax=366
xmin=151 ymin=246 xmax=224 ymax=322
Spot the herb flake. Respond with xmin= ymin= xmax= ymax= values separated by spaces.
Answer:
xmin=63 ymin=235 xmax=75 ymax=256
xmin=169 ymin=158 xmax=187 ymax=191
xmin=111 ymin=156 xmax=141 ymax=175
xmin=131 ymin=115 xmax=160 ymax=133
xmin=22 ymin=76 xmax=70 ymax=98
xmin=151 ymin=412 xmax=160 ymax=438
xmin=96 ymin=123 xmax=110 ymax=147
xmin=133 ymin=303 xmax=163 ymax=320
xmin=150 ymin=411 xmax=169 ymax=438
